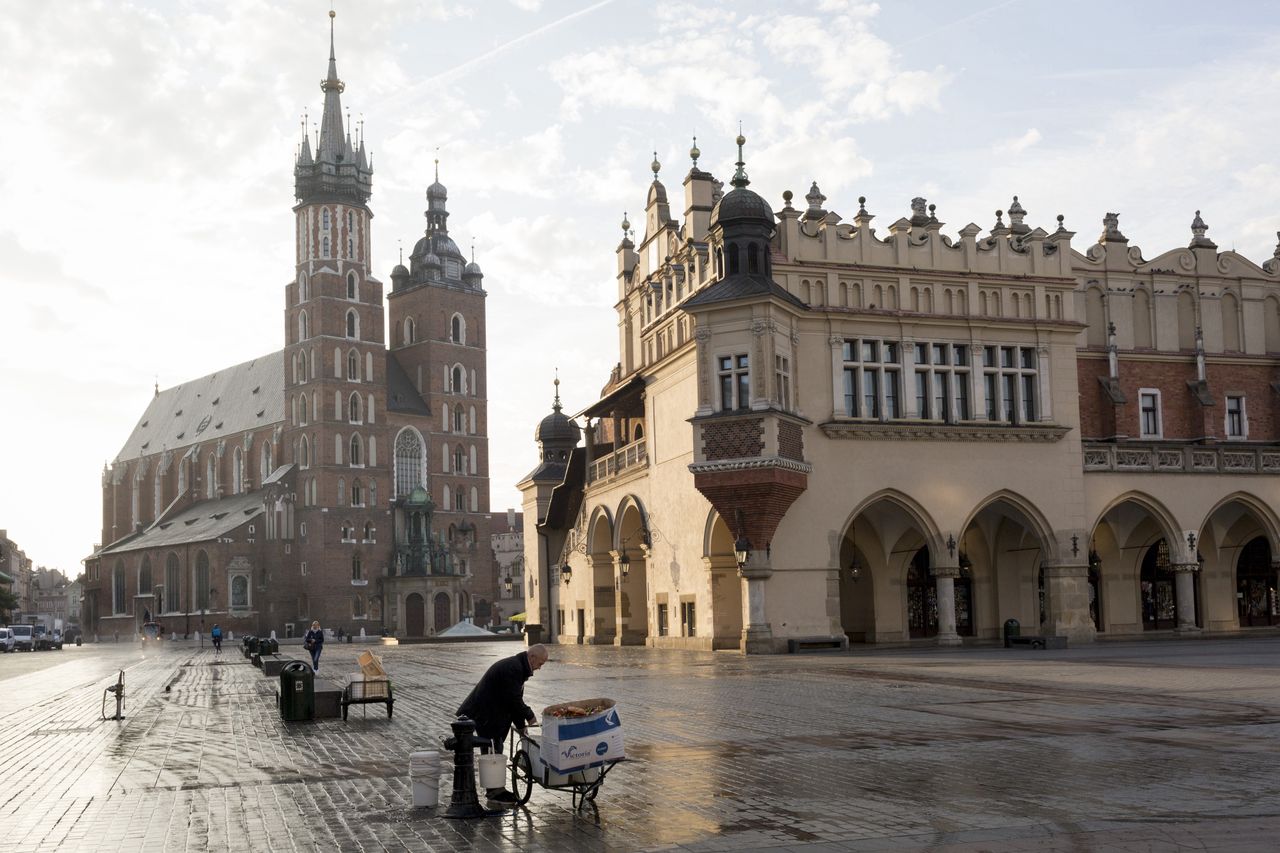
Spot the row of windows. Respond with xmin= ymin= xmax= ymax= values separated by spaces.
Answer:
xmin=399 ymin=313 xmax=476 ymax=348
xmin=296 ymin=270 xmax=362 ymax=304
xmin=442 ymin=442 xmax=480 ymax=475
xmin=292 ymin=432 xmax=377 ymax=470
xmin=314 ymin=208 xmax=360 ymax=261
xmin=127 ymin=442 xmax=275 ymax=529
xmin=441 ymin=484 xmax=480 ymax=512
xmin=292 ymin=347 xmax=375 ymax=386
xmin=295 ymin=308 xmax=363 ymax=343
xmin=109 ymin=552 xmax=249 ymax=615
xmin=447 ymin=364 xmax=479 ymax=395
xmin=340 ymin=521 xmax=377 ymax=542
xmin=442 ymin=403 xmax=479 ymax=435
xmin=1139 ymin=390 xmax=1250 ymax=439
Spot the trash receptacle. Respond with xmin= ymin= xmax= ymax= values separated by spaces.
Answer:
xmin=279 ymin=661 xmax=315 ymax=721
xmin=262 ymin=637 xmax=278 ymax=655
xmin=246 ymin=636 xmax=260 ymax=657
xmin=1003 ymin=618 xmax=1020 ymax=648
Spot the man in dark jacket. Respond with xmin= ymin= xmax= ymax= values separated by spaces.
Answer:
xmin=456 ymin=644 xmax=548 ymax=803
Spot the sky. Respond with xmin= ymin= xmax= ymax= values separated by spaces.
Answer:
xmin=3 ymin=0 xmax=1279 ymax=576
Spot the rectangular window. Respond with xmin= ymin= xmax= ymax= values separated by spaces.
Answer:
xmin=1022 ymin=374 xmax=1037 ymax=422
xmin=884 ymin=371 xmax=900 ymax=419
xmin=681 ymin=601 xmax=696 ymax=637
xmin=843 ymin=368 xmax=857 ymax=417
xmin=1139 ymin=390 xmax=1162 ymax=438
xmin=1226 ymin=395 xmax=1246 ymax=438
xmin=657 ymin=603 xmax=669 ymax=637
xmin=933 ymin=372 xmax=950 ymax=423
xmin=718 ymin=354 xmax=750 ymax=411
xmin=1002 ymin=374 xmax=1016 ymax=423
xmin=863 ymin=369 xmax=880 ymax=419
xmin=774 ymin=355 xmax=791 ymax=410
xmin=915 ymin=371 xmax=929 ymax=419
xmin=956 ymin=375 xmax=970 ymax=421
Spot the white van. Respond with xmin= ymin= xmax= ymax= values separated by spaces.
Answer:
xmin=8 ymin=624 xmax=35 ymax=652
xmin=0 ymin=627 xmax=14 ymax=653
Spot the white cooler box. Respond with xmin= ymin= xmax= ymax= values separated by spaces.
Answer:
xmin=538 ymin=697 xmax=625 ymax=775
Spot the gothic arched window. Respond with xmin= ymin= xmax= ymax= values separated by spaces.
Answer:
xmin=348 ymin=349 xmax=359 ymax=381
xmin=347 ymin=271 xmax=357 ymax=300
xmin=346 ymin=310 xmax=359 ymax=340
xmin=350 ymin=433 xmax=363 ymax=466
xmin=451 ymin=365 xmax=464 ymax=394
xmin=394 ymin=429 xmax=424 ymax=497
xmin=349 ymin=392 xmax=362 ymax=423
xmin=451 ymin=314 xmax=465 ymax=344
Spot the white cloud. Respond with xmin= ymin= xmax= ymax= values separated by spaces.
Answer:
xmin=996 ymin=128 xmax=1042 ymax=155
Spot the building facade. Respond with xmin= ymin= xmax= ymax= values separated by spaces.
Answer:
xmin=490 ymin=509 xmax=525 ymax=627
xmin=82 ymin=14 xmax=496 ymax=641
xmin=521 ymin=137 xmax=1280 ymax=652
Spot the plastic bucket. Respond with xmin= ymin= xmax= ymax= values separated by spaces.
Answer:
xmin=476 ymin=753 xmax=507 ymax=789
xmin=409 ymin=751 xmax=441 ymax=807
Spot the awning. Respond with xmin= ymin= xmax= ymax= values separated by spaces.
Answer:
xmin=509 ymin=612 xmax=527 ymax=622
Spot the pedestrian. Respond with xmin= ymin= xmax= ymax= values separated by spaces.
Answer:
xmin=455 ymin=644 xmax=549 ymax=804
xmin=304 ymin=620 xmax=324 ymax=672
xmin=210 ymin=623 xmax=223 ymax=655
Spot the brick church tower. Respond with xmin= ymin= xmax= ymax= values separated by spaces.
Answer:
xmin=386 ymin=163 xmax=498 ymax=619
xmin=284 ymin=11 xmax=387 ymax=627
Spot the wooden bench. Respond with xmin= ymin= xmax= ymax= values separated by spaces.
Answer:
xmin=1007 ymin=635 xmax=1067 ymax=650
xmin=341 ymin=678 xmax=394 ymax=721
xmin=787 ymin=636 xmax=850 ymax=654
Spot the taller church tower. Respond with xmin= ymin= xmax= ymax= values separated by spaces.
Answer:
xmin=283 ymin=11 xmax=388 ymax=627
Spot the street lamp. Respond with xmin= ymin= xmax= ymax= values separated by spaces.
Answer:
xmin=503 ymin=575 xmax=513 ymax=596
xmin=734 ymin=534 xmax=751 ymax=569
xmin=561 ymin=563 xmax=572 ymax=584
xmin=618 ymin=550 xmax=631 ymax=580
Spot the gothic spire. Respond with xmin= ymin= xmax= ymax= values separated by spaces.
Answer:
xmin=317 ymin=9 xmax=348 ymax=165
xmin=731 ymin=125 xmax=750 ymax=189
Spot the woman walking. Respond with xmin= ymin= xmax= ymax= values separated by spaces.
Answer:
xmin=304 ymin=620 xmax=325 ymax=672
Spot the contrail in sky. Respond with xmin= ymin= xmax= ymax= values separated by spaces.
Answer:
xmin=377 ymin=0 xmax=618 ymax=111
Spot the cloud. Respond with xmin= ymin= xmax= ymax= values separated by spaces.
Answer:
xmin=996 ymin=128 xmax=1042 ymax=155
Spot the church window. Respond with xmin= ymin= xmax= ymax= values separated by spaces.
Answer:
xmin=298 ymin=310 xmax=309 ymax=342
xmin=322 ymin=208 xmax=330 ymax=230
xmin=352 ymin=554 xmax=363 ymax=582
xmin=300 ymin=435 xmax=310 ymax=469
xmin=454 ymin=487 xmax=466 ymax=512
xmin=231 ymin=575 xmax=249 ymax=609
xmin=442 ymin=484 xmax=451 ymax=508
xmin=443 ymin=442 xmax=451 ymax=471
xmin=178 ymin=458 xmax=187 ymax=494
xmin=350 ymin=433 xmax=364 ymax=466
xmin=351 ymin=478 xmax=364 ymax=506
xmin=353 ymin=593 xmax=366 ymax=618
xmin=454 ymin=447 xmax=465 ymax=474
xmin=451 ymin=314 xmax=465 ymax=344
xmin=748 ymin=243 xmax=760 ymax=274
xmin=112 ymin=560 xmax=126 ymax=615
xmin=347 ymin=236 xmax=354 ymax=258
xmin=454 ymin=408 xmax=465 ymax=433
xmin=470 ymin=406 xmax=477 ymax=433
xmin=727 ymin=242 xmax=740 ymax=275
xmin=139 ymin=557 xmax=152 ymax=601
xmin=404 ymin=317 xmax=416 ymax=345
xmin=154 ymin=469 xmax=163 ymax=518
xmin=347 ymin=271 xmax=357 ymax=300
xmin=348 ymin=349 xmax=359 ymax=381
xmin=364 ymin=521 xmax=374 ymax=541
xmin=367 ymin=394 xmax=375 ymax=425
xmin=165 ymin=553 xmax=180 ymax=612
xmin=347 ymin=210 xmax=354 ymax=231
xmin=322 ymin=236 xmax=330 ymax=258
xmin=205 ymin=454 xmax=217 ymax=500
xmin=337 ymin=478 xmax=346 ymax=506
xmin=469 ymin=445 xmax=477 ymax=474
xmin=298 ymin=272 xmax=308 ymax=302
xmin=346 ymin=309 xmax=359 ymax=340
xmin=194 ymin=550 xmax=210 ymax=611
xmin=370 ymin=480 xmax=377 ymax=507
xmin=471 ymin=369 xmax=477 ymax=396
xmin=341 ymin=521 xmax=353 ymax=541
xmin=470 ymin=486 xmax=478 ymax=512
xmin=261 ymin=441 xmax=273 ymax=480
xmin=349 ymin=392 xmax=362 ymax=423
xmin=442 ymin=403 xmax=450 ymax=432
xmin=232 ymin=447 xmax=244 ymax=494
xmin=451 ymin=365 xmax=464 ymax=394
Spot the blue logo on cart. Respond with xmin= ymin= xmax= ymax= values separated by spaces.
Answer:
xmin=559 ymin=709 xmax=621 ymax=740
xmin=595 ymin=741 xmax=608 ymax=756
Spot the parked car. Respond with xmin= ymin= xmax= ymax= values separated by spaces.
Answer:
xmin=49 ymin=630 xmax=64 ymax=650
xmin=0 ymin=627 xmax=14 ymax=653
xmin=8 ymin=624 xmax=35 ymax=652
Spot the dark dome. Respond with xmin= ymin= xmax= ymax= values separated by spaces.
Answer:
xmin=391 ymin=263 xmax=409 ymax=278
xmin=427 ymin=180 xmax=447 ymax=199
xmin=535 ymin=409 xmax=581 ymax=445
xmin=464 ymin=260 xmax=482 ymax=277
xmin=710 ymin=186 xmax=775 ymax=229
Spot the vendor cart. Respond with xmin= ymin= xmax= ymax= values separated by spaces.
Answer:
xmin=507 ymin=724 xmax=625 ymax=810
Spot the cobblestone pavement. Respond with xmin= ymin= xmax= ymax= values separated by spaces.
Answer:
xmin=2 ymin=637 xmax=1279 ymax=852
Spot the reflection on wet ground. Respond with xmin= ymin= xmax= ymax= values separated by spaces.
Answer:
xmin=2 ymin=638 xmax=1280 ymax=851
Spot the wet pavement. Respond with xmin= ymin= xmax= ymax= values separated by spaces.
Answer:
xmin=2 ymin=637 xmax=1279 ymax=851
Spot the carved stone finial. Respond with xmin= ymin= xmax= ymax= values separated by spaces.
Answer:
xmin=928 ymin=203 xmax=937 ymax=223
xmin=1100 ymin=212 xmax=1128 ymax=244
xmin=782 ymin=189 xmax=793 ymax=209
xmin=856 ymin=195 xmax=870 ymax=218
xmin=804 ymin=181 xmax=827 ymax=221
xmin=1056 ymin=213 xmax=1066 ymax=232
xmin=990 ymin=209 xmax=1007 ymax=235
xmin=1189 ymin=209 xmax=1217 ymax=249
xmin=909 ymin=196 xmax=929 ymax=227
xmin=1007 ymin=195 xmax=1029 ymax=235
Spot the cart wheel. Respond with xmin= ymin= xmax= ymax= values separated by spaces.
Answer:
xmin=512 ymin=750 xmax=534 ymax=805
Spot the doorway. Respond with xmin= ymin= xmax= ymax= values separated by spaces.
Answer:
xmin=406 ymin=593 xmax=425 ymax=636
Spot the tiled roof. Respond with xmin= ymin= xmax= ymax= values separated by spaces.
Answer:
xmin=681 ymin=273 xmax=809 ymax=310
xmin=115 ymin=352 xmax=284 ymax=463
xmin=95 ymin=490 xmax=264 ymax=557
xmin=386 ymin=352 xmax=431 ymax=415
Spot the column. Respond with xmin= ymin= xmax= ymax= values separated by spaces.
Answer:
xmin=829 ymin=336 xmax=845 ymax=419
xmin=739 ymin=551 xmax=774 ymax=654
xmin=1173 ymin=563 xmax=1200 ymax=634
xmin=1042 ymin=561 xmax=1096 ymax=643
xmin=933 ymin=566 xmax=961 ymax=647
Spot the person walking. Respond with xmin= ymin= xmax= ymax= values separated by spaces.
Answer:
xmin=455 ymin=644 xmax=549 ymax=803
xmin=210 ymin=623 xmax=223 ymax=655
xmin=304 ymin=620 xmax=325 ymax=672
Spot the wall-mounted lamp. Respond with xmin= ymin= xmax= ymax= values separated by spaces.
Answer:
xmin=1088 ymin=549 xmax=1101 ymax=571
xmin=734 ymin=534 xmax=751 ymax=569
xmin=560 ymin=563 xmax=572 ymax=584
xmin=619 ymin=551 xmax=631 ymax=580
xmin=503 ymin=575 xmax=513 ymax=596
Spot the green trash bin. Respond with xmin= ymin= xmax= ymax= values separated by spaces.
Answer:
xmin=279 ymin=661 xmax=315 ymax=721
xmin=1003 ymin=619 xmax=1020 ymax=648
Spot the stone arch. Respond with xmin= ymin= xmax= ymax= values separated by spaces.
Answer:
xmin=613 ymin=494 xmax=649 ymax=552
xmin=1091 ymin=492 xmax=1186 ymax=635
xmin=959 ymin=489 xmax=1055 ymax=555
xmin=836 ymin=489 xmax=943 ymax=558
xmin=1090 ymin=491 xmax=1181 ymax=549
xmin=1198 ymin=491 xmax=1280 ymax=553
xmin=958 ymin=490 xmax=1056 ymax=641
xmin=614 ymin=495 xmax=650 ymax=645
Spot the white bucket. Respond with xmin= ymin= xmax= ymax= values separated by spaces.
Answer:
xmin=476 ymin=753 xmax=507 ymax=789
xmin=409 ymin=751 xmax=441 ymax=807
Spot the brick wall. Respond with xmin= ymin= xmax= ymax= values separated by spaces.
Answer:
xmin=778 ymin=421 xmax=804 ymax=461
xmin=703 ymin=419 xmax=764 ymax=460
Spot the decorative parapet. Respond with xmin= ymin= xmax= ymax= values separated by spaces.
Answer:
xmin=820 ymin=421 xmax=1069 ymax=443
xmin=691 ymin=408 xmax=811 ymax=466
xmin=689 ymin=456 xmax=812 ymax=476
xmin=1082 ymin=443 xmax=1280 ymax=474
xmin=587 ymin=439 xmax=648 ymax=486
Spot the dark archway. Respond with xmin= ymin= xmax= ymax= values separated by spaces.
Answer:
xmin=1140 ymin=539 xmax=1199 ymax=629
xmin=406 ymin=593 xmax=425 ymax=636
xmin=1237 ymin=537 xmax=1276 ymax=627
xmin=433 ymin=592 xmax=451 ymax=633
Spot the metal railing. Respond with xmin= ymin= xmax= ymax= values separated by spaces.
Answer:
xmin=588 ymin=439 xmax=648 ymax=484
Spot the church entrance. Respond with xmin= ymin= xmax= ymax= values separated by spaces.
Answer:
xmin=433 ymin=592 xmax=451 ymax=633
xmin=405 ymin=593 xmax=425 ymax=636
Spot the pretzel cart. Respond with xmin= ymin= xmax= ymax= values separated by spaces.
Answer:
xmin=508 ymin=697 xmax=625 ymax=810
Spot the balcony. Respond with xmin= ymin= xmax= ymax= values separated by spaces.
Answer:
xmin=1082 ymin=441 xmax=1280 ymax=475
xmin=588 ymin=439 xmax=648 ymax=485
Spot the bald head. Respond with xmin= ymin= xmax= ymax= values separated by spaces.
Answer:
xmin=527 ymin=643 xmax=549 ymax=671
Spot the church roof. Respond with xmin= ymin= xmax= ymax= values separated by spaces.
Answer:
xmin=115 ymin=352 xmax=285 ymax=464
xmin=386 ymin=352 xmax=431 ymax=415
xmin=94 ymin=489 xmax=264 ymax=557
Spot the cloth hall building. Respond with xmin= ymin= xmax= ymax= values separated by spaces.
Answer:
xmin=521 ymin=136 xmax=1280 ymax=653
xmin=83 ymin=17 xmax=497 ymax=641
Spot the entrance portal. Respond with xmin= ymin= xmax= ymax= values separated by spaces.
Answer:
xmin=433 ymin=592 xmax=451 ymax=633
xmin=406 ymin=592 xmax=425 ymax=636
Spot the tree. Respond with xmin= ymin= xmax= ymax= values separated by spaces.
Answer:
xmin=0 ymin=586 xmax=18 ymax=621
